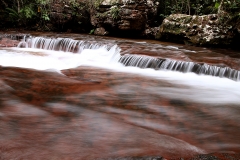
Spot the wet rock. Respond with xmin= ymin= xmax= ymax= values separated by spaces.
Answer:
xmin=0 ymin=66 xmax=240 ymax=159
xmin=0 ymin=38 xmax=20 ymax=47
xmin=185 ymin=153 xmax=240 ymax=160
xmin=90 ymin=0 xmax=159 ymax=37
xmin=99 ymin=156 xmax=164 ymax=160
xmin=156 ymin=14 xmax=236 ymax=46
xmin=98 ymin=153 xmax=240 ymax=160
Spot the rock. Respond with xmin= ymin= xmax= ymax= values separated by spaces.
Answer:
xmin=142 ymin=27 xmax=159 ymax=39
xmin=0 ymin=38 xmax=20 ymax=47
xmin=156 ymin=14 xmax=236 ymax=46
xmin=90 ymin=0 xmax=159 ymax=36
xmin=94 ymin=27 xmax=109 ymax=36
xmin=48 ymin=0 xmax=91 ymax=32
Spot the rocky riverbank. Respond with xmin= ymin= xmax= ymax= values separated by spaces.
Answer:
xmin=51 ymin=0 xmax=240 ymax=48
xmin=1 ymin=0 xmax=240 ymax=48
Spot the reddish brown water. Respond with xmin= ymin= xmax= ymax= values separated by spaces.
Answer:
xmin=0 ymin=32 xmax=240 ymax=159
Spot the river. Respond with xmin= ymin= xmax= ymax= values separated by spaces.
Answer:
xmin=0 ymin=32 xmax=240 ymax=159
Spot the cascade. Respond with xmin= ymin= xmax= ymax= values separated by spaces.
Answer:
xmin=18 ymin=36 xmax=116 ymax=53
xmin=15 ymin=36 xmax=240 ymax=81
xmin=14 ymin=36 xmax=121 ymax=69
xmin=1 ymin=33 xmax=240 ymax=159
xmin=119 ymin=54 xmax=240 ymax=81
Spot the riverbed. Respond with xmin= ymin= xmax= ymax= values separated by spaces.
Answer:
xmin=0 ymin=32 xmax=240 ymax=159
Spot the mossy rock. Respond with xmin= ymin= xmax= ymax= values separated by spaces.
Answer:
xmin=156 ymin=14 xmax=236 ymax=47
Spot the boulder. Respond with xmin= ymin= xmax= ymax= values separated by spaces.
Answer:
xmin=156 ymin=14 xmax=236 ymax=46
xmin=90 ymin=0 xmax=159 ymax=36
xmin=94 ymin=27 xmax=109 ymax=35
xmin=143 ymin=27 xmax=159 ymax=39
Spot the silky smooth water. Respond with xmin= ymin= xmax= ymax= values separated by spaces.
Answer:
xmin=0 ymin=42 xmax=240 ymax=104
xmin=0 ymin=34 xmax=240 ymax=159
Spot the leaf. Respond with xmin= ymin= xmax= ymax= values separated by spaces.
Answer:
xmin=214 ymin=2 xmax=220 ymax=9
xmin=6 ymin=8 xmax=18 ymax=15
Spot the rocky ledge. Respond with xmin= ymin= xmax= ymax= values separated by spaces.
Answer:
xmin=31 ymin=0 xmax=239 ymax=48
xmin=0 ymin=34 xmax=28 ymax=47
xmin=155 ymin=14 xmax=240 ymax=47
xmin=90 ymin=0 xmax=159 ymax=37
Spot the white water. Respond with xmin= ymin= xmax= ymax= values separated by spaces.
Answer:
xmin=0 ymin=45 xmax=121 ymax=70
xmin=0 ymin=41 xmax=240 ymax=105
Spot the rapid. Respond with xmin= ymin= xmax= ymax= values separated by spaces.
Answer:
xmin=0 ymin=32 xmax=240 ymax=159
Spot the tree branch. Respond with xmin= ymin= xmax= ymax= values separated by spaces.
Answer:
xmin=217 ymin=0 xmax=224 ymax=14
xmin=1 ymin=0 xmax=8 ymax=7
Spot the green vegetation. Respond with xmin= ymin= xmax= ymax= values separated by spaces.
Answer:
xmin=158 ymin=0 xmax=239 ymax=15
xmin=154 ymin=0 xmax=240 ymax=28
xmin=36 ymin=0 xmax=51 ymax=30
xmin=69 ymin=0 xmax=83 ymax=17
xmin=3 ymin=0 xmax=51 ymax=29
xmin=92 ymin=0 xmax=104 ymax=8
xmin=1 ymin=0 xmax=239 ymax=30
xmin=5 ymin=1 xmax=36 ymax=26
xmin=69 ymin=0 xmax=85 ymax=25
xmin=6 ymin=6 xmax=35 ymax=25
xmin=158 ymin=0 xmax=240 ymax=21
xmin=110 ymin=6 xmax=120 ymax=20
xmin=3 ymin=0 xmax=88 ymax=30
xmin=89 ymin=29 xmax=95 ymax=34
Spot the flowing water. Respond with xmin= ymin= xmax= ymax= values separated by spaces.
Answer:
xmin=0 ymin=32 xmax=240 ymax=159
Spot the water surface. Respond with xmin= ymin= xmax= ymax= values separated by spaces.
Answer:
xmin=0 ymin=33 xmax=240 ymax=159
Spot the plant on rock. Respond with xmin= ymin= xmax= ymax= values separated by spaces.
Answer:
xmin=110 ymin=6 xmax=120 ymax=20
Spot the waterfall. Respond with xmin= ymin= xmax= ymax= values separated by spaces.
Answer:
xmin=14 ymin=36 xmax=121 ymax=69
xmin=15 ymin=36 xmax=240 ymax=81
xmin=119 ymin=54 xmax=240 ymax=81
xmin=18 ymin=36 xmax=116 ymax=53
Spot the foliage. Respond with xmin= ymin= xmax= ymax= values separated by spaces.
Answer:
xmin=4 ymin=0 xmax=51 ymax=28
xmin=157 ymin=0 xmax=240 ymax=23
xmin=34 ymin=0 xmax=51 ymax=30
xmin=69 ymin=0 xmax=83 ymax=17
xmin=221 ymin=0 xmax=240 ymax=12
xmin=92 ymin=0 xmax=104 ymax=8
xmin=2 ymin=0 xmax=240 ymax=30
xmin=36 ymin=0 xmax=51 ymax=21
xmin=110 ymin=6 xmax=120 ymax=20
xmin=158 ymin=0 xmax=218 ymax=17
xmin=5 ymin=4 xmax=36 ymax=26
xmin=6 ymin=7 xmax=20 ymax=21
xmin=89 ymin=29 xmax=95 ymax=34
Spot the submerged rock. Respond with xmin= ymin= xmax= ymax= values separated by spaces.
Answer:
xmin=156 ymin=14 xmax=236 ymax=47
